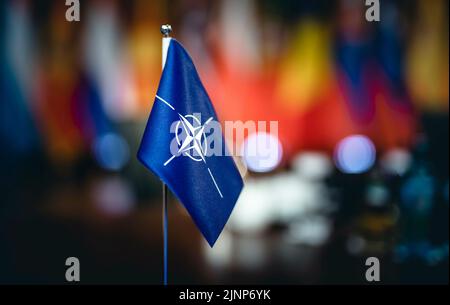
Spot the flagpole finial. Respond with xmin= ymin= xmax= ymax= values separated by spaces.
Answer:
xmin=161 ymin=24 xmax=172 ymax=38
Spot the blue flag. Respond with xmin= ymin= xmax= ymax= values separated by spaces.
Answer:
xmin=138 ymin=39 xmax=243 ymax=247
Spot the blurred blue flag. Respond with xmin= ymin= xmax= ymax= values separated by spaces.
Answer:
xmin=138 ymin=39 xmax=243 ymax=247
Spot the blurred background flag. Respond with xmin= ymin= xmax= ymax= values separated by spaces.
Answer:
xmin=0 ymin=0 xmax=40 ymax=157
xmin=137 ymin=38 xmax=243 ymax=247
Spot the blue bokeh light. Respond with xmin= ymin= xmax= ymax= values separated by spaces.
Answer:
xmin=93 ymin=133 xmax=130 ymax=171
xmin=334 ymin=135 xmax=376 ymax=174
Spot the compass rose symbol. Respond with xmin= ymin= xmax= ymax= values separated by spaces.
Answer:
xmin=175 ymin=114 xmax=213 ymax=163
xmin=164 ymin=113 xmax=213 ymax=166
xmin=156 ymin=94 xmax=223 ymax=198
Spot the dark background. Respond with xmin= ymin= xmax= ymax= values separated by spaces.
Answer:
xmin=0 ymin=0 xmax=448 ymax=284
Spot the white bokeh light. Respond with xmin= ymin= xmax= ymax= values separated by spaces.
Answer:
xmin=241 ymin=132 xmax=283 ymax=173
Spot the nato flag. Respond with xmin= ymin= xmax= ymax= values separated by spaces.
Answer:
xmin=137 ymin=39 xmax=243 ymax=247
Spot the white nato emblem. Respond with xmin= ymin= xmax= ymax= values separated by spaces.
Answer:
xmin=155 ymin=95 xmax=223 ymax=198
xmin=174 ymin=114 xmax=213 ymax=163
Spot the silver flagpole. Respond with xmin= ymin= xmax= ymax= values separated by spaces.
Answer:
xmin=160 ymin=24 xmax=172 ymax=286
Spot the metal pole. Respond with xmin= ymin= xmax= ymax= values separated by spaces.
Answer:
xmin=160 ymin=24 xmax=172 ymax=286
xmin=162 ymin=183 xmax=168 ymax=286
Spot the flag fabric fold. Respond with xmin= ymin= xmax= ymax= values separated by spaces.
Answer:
xmin=138 ymin=39 xmax=243 ymax=247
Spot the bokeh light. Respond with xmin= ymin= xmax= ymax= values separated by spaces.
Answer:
xmin=93 ymin=133 xmax=130 ymax=171
xmin=241 ymin=132 xmax=283 ymax=173
xmin=334 ymin=135 xmax=376 ymax=174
